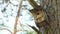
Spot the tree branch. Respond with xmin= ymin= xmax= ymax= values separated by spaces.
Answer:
xmin=0 ymin=28 xmax=13 ymax=34
xmin=28 ymin=25 xmax=42 ymax=34
xmin=27 ymin=0 xmax=39 ymax=8
xmin=13 ymin=0 xmax=23 ymax=34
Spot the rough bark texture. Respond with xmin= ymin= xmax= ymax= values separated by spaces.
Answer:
xmin=30 ymin=8 xmax=50 ymax=34
xmin=40 ymin=0 xmax=60 ymax=34
xmin=28 ymin=0 xmax=60 ymax=34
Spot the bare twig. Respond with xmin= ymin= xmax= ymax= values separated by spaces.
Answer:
xmin=0 ymin=28 xmax=13 ymax=34
xmin=27 ymin=0 xmax=39 ymax=8
xmin=13 ymin=0 xmax=23 ymax=34
xmin=28 ymin=25 xmax=42 ymax=34
xmin=19 ymin=21 xmax=24 ymax=30
xmin=16 ymin=30 xmax=28 ymax=33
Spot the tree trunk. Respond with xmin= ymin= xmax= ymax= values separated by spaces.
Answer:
xmin=28 ymin=0 xmax=60 ymax=34
xmin=40 ymin=0 xmax=60 ymax=34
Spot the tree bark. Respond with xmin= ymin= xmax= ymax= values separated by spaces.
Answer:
xmin=28 ymin=0 xmax=60 ymax=34
xmin=40 ymin=0 xmax=60 ymax=34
